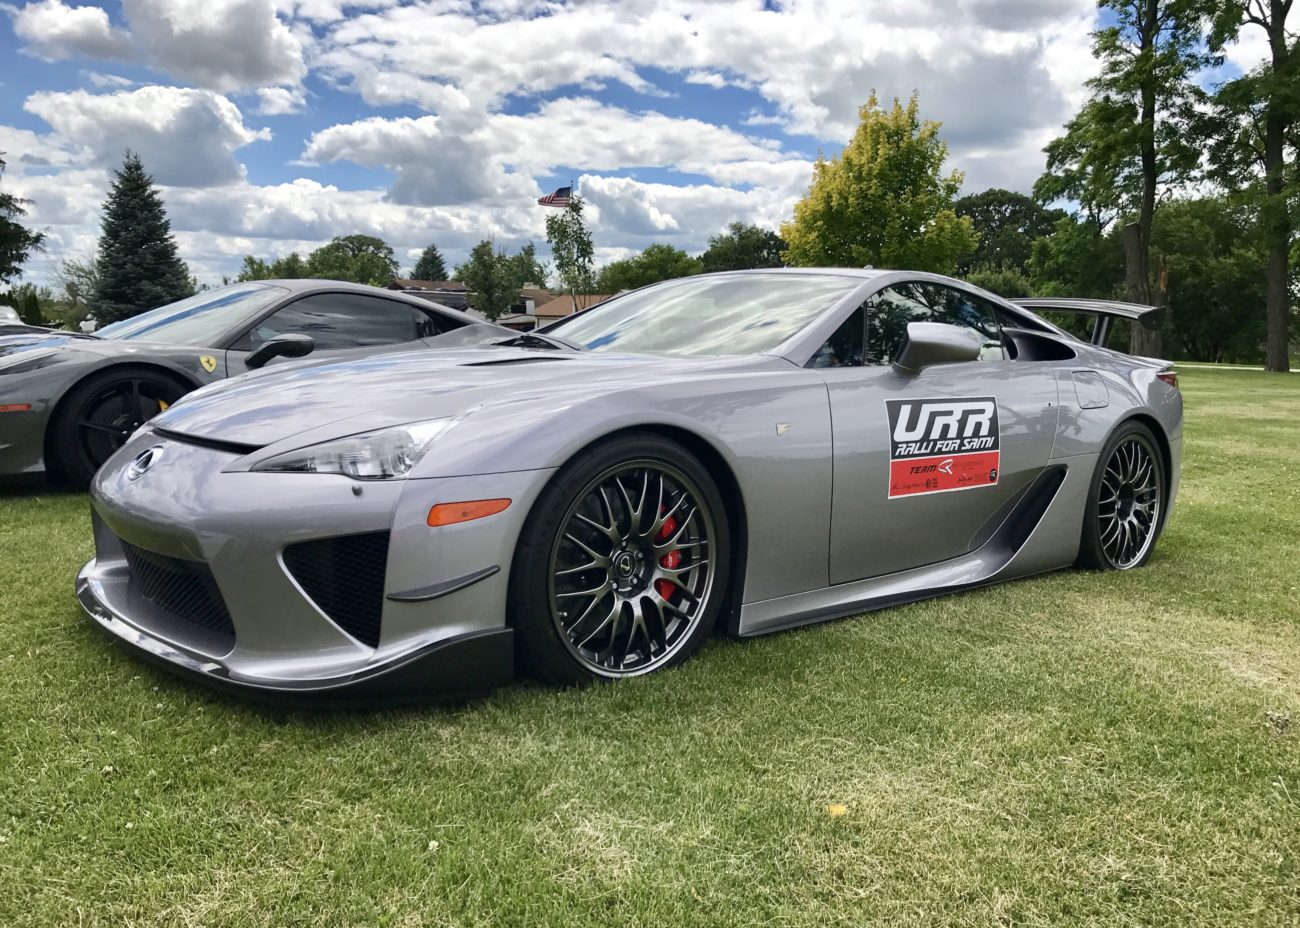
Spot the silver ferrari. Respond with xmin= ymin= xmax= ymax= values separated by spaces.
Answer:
xmin=76 ymin=269 xmax=1183 ymax=703
xmin=0 ymin=280 xmax=486 ymax=486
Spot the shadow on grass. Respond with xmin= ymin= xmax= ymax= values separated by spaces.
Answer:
xmin=0 ymin=475 xmax=82 ymax=499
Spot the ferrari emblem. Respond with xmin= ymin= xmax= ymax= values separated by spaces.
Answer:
xmin=199 ymin=355 xmax=217 ymax=373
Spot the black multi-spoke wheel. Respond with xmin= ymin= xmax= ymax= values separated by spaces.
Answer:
xmin=1078 ymin=421 xmax=1166 ymax=571
xmin=510 ymin=434 xmax=730 ymax=685
xmin=50 ymin=368 xmax=190 ymax=488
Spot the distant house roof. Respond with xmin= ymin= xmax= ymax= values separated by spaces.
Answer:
xmin=387 ymin=279 xmax=468 ymax=292
xmin=534 ymin=293 xmax=615 ymax=317
xmin=520 ymin=287 xmax=554 ymax=307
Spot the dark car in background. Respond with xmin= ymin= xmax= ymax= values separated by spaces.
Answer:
xmin=0 ymin=280 xmax=489 ymax=486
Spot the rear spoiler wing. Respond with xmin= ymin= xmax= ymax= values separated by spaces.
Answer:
xmin=1010 ymin=298 xmax=1161 ymax=348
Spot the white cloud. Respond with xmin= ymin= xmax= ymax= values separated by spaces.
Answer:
xmin=10 ymin=0 xmax=306 ymax=93
xmin=302 ymin=97 xmax=797 ymax=206
xmin=84 ymin=71 xmax=137 ymax=89
xmin=12 ymin=0 xmax=132 ymax=61
xmin=255 ymin=86 xmax=306 ymax=115
xmin=23 ymin=86 xmax=270 ymax=187
xmin=122 ymin=0 xmax=306 ymax=92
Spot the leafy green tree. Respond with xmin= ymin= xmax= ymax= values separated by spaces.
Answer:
xmin=237 ymin=252 xmax=307 ymax=281
xmin=954 ymin=189 xmax=1066 ymax=274
xmin=455 ymin=240 xmax=521 ymax=322
xmin=781 ymin=93 xmax=975 ymax=272
xmin=92 ymin=151 xmax=192 ymax=325
xmin=545 ymin=197 xmax=595 ymax=312
xmin=595 ymin=243 xmax=702 ymax=292
xmin=1152 ymin=197 xmax=1272 ymax=362
xmin=1204 ymin=0 xmax=1298 ymax=371
xmin=0 ymin=155 xmax=45 ymax=285
xmin=53 ymin=255 xmax=97 ymax=329
xmin=700 ymin=222 xmax=785 ymax=272
xmin=1029 ymin=213 xmax=1126 ymax=299
xmin=965 ymin=266 xmax=1034 ymax=299
xmin=1037 ymin=0 xmax=1214 ymax=356
xmin=411 ymin=243 xmax=448 ymax=281
xmin=305 ymin=235 xmax=399 ymax=285
xmin=0 ymin=283 xmax=51 ymax=325
xmin=507 ymin=242 xmax=549 ymax=288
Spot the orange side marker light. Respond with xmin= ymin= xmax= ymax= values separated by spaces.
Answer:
xmin=0 ymin=404 xmax=32 ymax=413
xmin=427 ymin=498 xmax=511 ymax=527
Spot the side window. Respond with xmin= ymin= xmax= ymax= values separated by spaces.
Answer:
xmin=865 ymin=283 xmax=1005 ymax=364
xmin=806 ymin=305 xmax=865 ymax=368
xmin=413 ymin=306 xmax=452 ymax=338
xmin=235 ymin=294 xmax=419 ymax=352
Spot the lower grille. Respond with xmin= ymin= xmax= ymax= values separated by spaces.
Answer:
xmin=120 ymin=541 xmax=236 ymax=641
xmin=282 ymin=532 xmax=390 ymax=648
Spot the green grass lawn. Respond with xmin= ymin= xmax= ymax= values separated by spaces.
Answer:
xmin=2 ymin=367 xmax=1298 ymax=927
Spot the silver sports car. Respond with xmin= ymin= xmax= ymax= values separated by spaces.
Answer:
xmin=0 ymin=280 xmax=483 ymax=486
xmin=77 ymin=269 xmax=1182 ymax=703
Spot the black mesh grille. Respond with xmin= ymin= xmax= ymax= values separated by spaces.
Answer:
xmin=282 ymin=532 xmax=390 ymax=648
xmin=120 ymin=542 xmax=235 ymax=641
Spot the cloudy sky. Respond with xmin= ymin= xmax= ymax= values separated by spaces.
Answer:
xmin=0 ymin=0 xmax=1275 ymax=286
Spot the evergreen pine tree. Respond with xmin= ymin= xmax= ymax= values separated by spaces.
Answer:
xmin=0 ymin=154 xmax=46 ymax=284
xmin=411 ymin=244 xmax=448 ymax=281
xmin=92 ymin=151 xmax=193 ymax=324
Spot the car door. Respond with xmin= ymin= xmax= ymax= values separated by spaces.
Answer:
xmin=812 ymin=281 xmax=1060 ymax=584
xmin=223 ymin=292 xmax=446 ymax=376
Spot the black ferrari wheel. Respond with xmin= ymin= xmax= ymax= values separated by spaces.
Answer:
xmin=509 ymin=433 xmax=730 ymax=685
xmin=50 ymin=367 xmax=190 ymax=488
xmin=1078 ymin=420 xmax=1166 ymax=571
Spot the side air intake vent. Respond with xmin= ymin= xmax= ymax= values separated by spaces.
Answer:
xmin=121 ymin=541 xmax=236 ymax=643
xmin=283 ymin=532 xmax=390 ymax=647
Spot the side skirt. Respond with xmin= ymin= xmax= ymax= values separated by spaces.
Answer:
xmin=736 ymin=460 xmax=1087 ymax=637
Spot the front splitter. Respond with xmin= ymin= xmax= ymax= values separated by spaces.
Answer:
xmin=76 ymin=560 xmax=515 ymax=707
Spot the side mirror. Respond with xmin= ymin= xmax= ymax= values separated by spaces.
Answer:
xmin=245 ymin=333 xmax=315 ymax=370
xmin=893 ymin=322 xmax=981 ymax=373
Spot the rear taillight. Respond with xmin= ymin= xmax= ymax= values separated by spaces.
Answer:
xmin=1156 ymin=369 xmax=1179 ymax=390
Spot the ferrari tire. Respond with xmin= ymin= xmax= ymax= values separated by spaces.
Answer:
xmin=1077 ymin=419 xmax=1166 ymax=571
xmin=49 ymin=366 xmax=190 ymax=489
xmin=509 ymin=433 xmax=731 ymax=686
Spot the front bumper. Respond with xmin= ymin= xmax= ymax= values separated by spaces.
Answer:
xmin=77 ymin=428 xmax=554 ymax=704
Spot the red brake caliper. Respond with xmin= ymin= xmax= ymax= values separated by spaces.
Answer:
xmin=655 ymin=512 xmax=680 ymax=601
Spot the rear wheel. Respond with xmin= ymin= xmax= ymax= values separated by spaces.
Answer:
xmin=1078 ymin=420 xmax=1166 ymax=570
xmin=509 ymin=434 xmax=730 ymax=685
xmin=49 ymin=367 xmax=190 ymax=488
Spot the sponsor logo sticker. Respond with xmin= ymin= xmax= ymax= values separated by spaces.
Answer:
xmin=885 ymin=397 xmax=1001 ymax=498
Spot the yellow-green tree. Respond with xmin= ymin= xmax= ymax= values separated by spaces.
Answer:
xmin=782 ymin=94 xmax=975 ymax=273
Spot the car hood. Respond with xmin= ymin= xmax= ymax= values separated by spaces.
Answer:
xmin=152 ymin=346 xmax=787 ymax=448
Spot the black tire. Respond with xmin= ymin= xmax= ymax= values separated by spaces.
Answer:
xmin=1077 ymin=419 xmax=1167 ymax=571
xmin=49 ymin=367 xmax=191 ymax=488
xmin=508 ymin=433 xmax=731 ymax=686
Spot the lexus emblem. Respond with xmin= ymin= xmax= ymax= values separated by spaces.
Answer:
xmin=127 ymin=446 xmax=163 ymax=480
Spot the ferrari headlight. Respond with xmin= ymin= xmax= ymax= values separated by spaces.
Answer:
xmin=252 ymin=419 xmax=452 ymax=479
xmin=0 ymin=347 xmax=61 ymax=374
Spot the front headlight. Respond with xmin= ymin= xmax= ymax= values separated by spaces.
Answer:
xmin=0 ymin=347 xmax=61 ymax=374
xmin=251 ymin=419 xmax=452 ymax=479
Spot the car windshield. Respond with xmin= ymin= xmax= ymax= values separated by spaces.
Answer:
xmin=97 ymin=284 xmax=289 ymax=346
xmin=544 ymin=273 xmax=863 ymax=357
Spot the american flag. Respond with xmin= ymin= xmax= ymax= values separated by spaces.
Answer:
xmin=537 ymin=185 xmax=573 ymax=208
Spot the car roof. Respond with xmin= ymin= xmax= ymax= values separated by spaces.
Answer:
xmin=254 ymin=278 xmax=480 ymax=325
xmin=696 ymin=267 xmax=891 ymax=280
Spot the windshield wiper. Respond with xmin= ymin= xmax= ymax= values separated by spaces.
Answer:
xmin=496 ymin=331 xmax=585 ymax=351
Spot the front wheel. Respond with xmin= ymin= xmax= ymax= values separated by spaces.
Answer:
xmin=1077 ymin=420 xmax=1166 ymax=570
xmin=49 ymin=367 xmax=190 ymax=488
xmin=509 ymin=434 xmax=731 ymax=686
